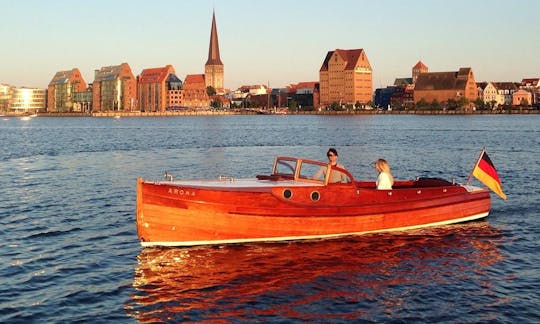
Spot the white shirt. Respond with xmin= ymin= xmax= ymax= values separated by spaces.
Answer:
xmin=376 ymin=172 xmax=392 ymax=190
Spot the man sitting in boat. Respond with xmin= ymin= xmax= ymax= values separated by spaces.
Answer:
xmin=312 ymin=148 xmax=349 ymax=183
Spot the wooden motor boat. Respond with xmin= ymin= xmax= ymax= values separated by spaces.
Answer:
xmin=136 ymin=156 xmax=491 ymax=247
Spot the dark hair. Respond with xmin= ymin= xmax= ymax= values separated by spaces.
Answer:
xmin=327 ymin=148 xmax=338 ymax=156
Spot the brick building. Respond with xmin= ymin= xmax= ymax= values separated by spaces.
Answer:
xmin=414 ymin=67 xmax=478 ymax=105
xmin=319 ymin=48 xmax=372 ymax=108
xmin=92 ymin=63 xmax=136 ymax=111
xmin=137 ymin=65 xmax=182 ymax=112
xmin=412 ymin=60 xmax=428 ymax=84
xmin=182 ymin=74 xmax=209 ymax=108
xmin=47 ymin=68 xmax=87 ymax=112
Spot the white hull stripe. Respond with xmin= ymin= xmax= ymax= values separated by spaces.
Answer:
xmin=141 ymin=212 xmax=489 ymax=247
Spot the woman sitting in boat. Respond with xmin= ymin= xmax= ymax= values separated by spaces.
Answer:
xmin=375 ymin=158 xmax=394 ymax=189
xmin=312 ymin=148 xmax=348 ymax=183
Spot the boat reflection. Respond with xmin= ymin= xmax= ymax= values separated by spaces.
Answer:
xmin=126 ymin=222 xmax=503 ymax=322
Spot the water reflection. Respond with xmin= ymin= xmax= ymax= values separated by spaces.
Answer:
xmin=126 ymin=222 xmax=503 ymax=322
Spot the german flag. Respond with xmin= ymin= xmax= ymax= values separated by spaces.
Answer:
xmin=472 ymin=149 xmax=507 ymax=200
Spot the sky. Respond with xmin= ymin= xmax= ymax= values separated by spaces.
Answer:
xmin=2 ymin=0 xmax=539 ymax=90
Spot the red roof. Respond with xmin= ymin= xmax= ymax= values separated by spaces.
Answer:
xmin=288 ymin=82 xmax=317 ymax=92
xmin=320 ymin=49 xmax=369 ymax=71
xmin=139 ymin=65 xmax=173 ymax=84
xmin=413 ymin=61 xmax=428 ymax=70
xmin=183 ymin=74 xmax=206 ymax=90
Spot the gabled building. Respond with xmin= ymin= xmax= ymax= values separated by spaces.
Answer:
xmin=484 ymin=82 xmax=517 ymax=106
xmin=319 ymin=48 xmax=373 ymax=107
xmin=47 ymin=68 xmax=87 ymax=112
xmin=92 ymin=63 xmax=136 ymax=111
xmin=412 ymin=61 xmax=428 ymax=84
xmin=476 ymin=82 xmax=488 ymax=101
xmin=137 ymin=65 xmax=181 ymax=112
xmin=181 ymin=74 xmax=209 ymax=108
xmin=414 ymin=67 xmax=478 ymax=104
xmin=482 ymin=82 xmax=498 ymax=106
xmin=205 ymin=11 xmax=224 ymax=91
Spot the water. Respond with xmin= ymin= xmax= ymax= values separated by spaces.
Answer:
xmin=0 ymin=115 xmax=538 ymax=322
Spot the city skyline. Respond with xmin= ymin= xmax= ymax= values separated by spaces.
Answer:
xmin=2 ymin=0 xmax=539 ymax=90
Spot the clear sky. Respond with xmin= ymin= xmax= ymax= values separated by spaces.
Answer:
xmin=2 ymin=0 xmax=539 ymax=90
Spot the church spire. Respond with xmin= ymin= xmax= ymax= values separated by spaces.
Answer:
xmin=205 ymin=10 xmax=224 ymax=89
xmin=206 ymin=10 xmax=223 ymax=66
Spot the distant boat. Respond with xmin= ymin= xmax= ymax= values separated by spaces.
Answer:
xmin=20 ymin=116 xmax=32 ymax=121
xmin=114 ymin=115 xmax=121 ymax=119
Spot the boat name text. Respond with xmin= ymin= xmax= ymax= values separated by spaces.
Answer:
xmin=168 ymin=188 xmax=196 ymax=196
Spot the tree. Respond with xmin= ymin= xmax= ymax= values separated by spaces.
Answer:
xmin=457 ymin=97 xmax=469 ymax=109
xmin=416 ymin=98 xmax=429 ymax=110
xmin=474 ymin=98 xmax=485 ymax=110
xmin=366 ymin=100 xmax=374 ymax=109
xmin=210 ymin=98 xmax=222 ymax=108
xmin=330 ymin=101 xmax=342 ymax=111
xmin=206 ymin=86 xmax=216 ymax=96
xmin=431 ymin=99 xmax=441 ymax=110
xmin=447 ymin=99 xmax=458 ymax=110
xmin=288 ymin=99 xmax=298 ymax=111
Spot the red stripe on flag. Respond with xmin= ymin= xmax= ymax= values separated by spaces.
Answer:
xmin=477 ymin=158 xmax=501 ymax=183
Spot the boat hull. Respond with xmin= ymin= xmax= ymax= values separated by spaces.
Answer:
xmin=136 ymin=178 xmax=491 ymax=247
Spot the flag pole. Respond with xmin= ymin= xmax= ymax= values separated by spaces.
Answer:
xmin=466 ymin=147 xmax=486 ymax=185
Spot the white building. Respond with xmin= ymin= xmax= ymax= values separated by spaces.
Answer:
xmin=9 ymin=87 xmax=46 ymax=113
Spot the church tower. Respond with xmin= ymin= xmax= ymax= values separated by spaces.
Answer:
xmin=205 ymin=10 xmax=224 ymax=90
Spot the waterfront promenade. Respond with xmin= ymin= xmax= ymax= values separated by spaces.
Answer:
xmin=3 ymin=108 xmax=539 ymax=118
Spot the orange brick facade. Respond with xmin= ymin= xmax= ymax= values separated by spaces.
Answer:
xmin=414 ymin=68 xmax=478 ymax=104
xmin=137 ymin=65 xmax=175 ymax=112
xmin=319 ymin=49 xmax=372 ymax=107
xmin=182 ymin=74 xmax=209 ymax=108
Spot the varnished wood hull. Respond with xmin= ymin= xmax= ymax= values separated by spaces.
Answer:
xmin=136 ymin=177 xmax=491 ymax=247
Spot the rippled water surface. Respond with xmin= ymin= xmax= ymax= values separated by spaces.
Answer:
xmin=1 ymin=115 xmax=538 ymax=322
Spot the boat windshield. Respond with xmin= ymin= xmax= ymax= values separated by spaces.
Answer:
xmin=272 ymin=157 xmax=353 ymax=184
xmin=274 ymin=158 xmax=298 ymax=177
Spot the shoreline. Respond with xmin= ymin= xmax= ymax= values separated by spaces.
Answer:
xmin=2 ymin=108 xmax=539 ymax=118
